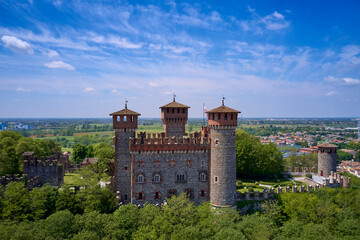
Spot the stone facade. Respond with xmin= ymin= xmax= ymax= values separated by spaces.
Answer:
xmin=111 ymin=98 xmax=240 ymax=207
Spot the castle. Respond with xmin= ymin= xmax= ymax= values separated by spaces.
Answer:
xmin=111 ymin=97 xmax=240 ymax=208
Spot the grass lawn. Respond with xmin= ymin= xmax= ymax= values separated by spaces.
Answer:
xmin=63 ymin=173 xmax=84 ymax=186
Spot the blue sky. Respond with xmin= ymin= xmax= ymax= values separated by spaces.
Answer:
xmin=0 ymin=0 xmax=360 ymax=118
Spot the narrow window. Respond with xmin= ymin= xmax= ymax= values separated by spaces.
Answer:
xmin=231 ymin=114 xmax=234 ymax=120
xmin=201 ymin=190 xmax=205 ymax=197
xmin=172 ymin=108 xmax=174 ymax=113
xmin=124 ymin=116 xmax=127 ymax=122
xmin=131 ymin=116 xmax=134 ymax=122
xmin=200 ymin=173 xmax=206 ymax=181
xmin=201 ymin=160 xmax=205 ymax=167
xmin=183 ymin=108 xmax=185 ymax=113
xmin=167 ymin=109 xmax=169 ymax=113
xmin=155 ymin=192 xmax=159 ymax=199
xmin=139 ymin=192 xmax=143 ymax=200
xmin=178 ymin=108 xmax=180 ymax=113
xmin=218 ymin=114 xmax=221 ymax=120
xmin=225 ymin=113 xmax=227 ymax=120
xmin=117 ymin=116 xmax=120 ymax=122
xmin=215 ymin=176 xmax=218 ymax=182
xmin=124 ymin=194 xmax=128 ymax=200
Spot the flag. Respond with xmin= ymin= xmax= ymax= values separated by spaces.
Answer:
xmin=203 ymin=103 xmax=207 ymax=112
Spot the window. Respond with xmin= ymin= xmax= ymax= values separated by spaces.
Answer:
xmin=124 ymin=194 xmax=127 ymax=200
xmin=131 ymin=116 xmax=134 ymax=122
xmin=138 ymin=192 xmax=143 ymax=200
xmin=117 ymin=116 xmax=120 ymax=122
xmin=186 ymin=159 xmax=192 ymax=167
xmin=154 ymin=191 xmax=160 ymax=199
xmin=176 ymin=171 xmax=186 ymax=182
xmin=178 ymin=108 xmax=180 ymax=113
xmin=185 ymin=188 xmax=194 ymax=199
xmin=137 ymin=174 xmax=144 ymax=183
xmin=200 ymin=190 xmax=205 ymax=197
xmin=231 ymin=114 xmax=233 ymax=120
xmin=183 ymin=108 xmax=185 ymax=113
xmin=215 ymin=139 xmax=219 ymax=145
xmin=137 ymin=160 xmax=145 ymax=168
xmin=215 ymin=176 xmax=218 ymax=182
xmin=124 ymin=116 xmax=127 ymax=122
xmin=169 ymin=159 xmax=176 ymax=167
xmin=153 ymin=160 xmax=160 ymax=167
xmin=124 ymin=165 xmax=128 ymax=170
xmin=218 ymin=114 xmax=221 ymax=120
xmin=154 ymin=174 xmax=161 ymax=183
xmin=172 ymin=108 xmax=174 ymax=113
xmin=167 ymin=109 xmax=169 ymax=113
xmin=201 ymin=160 xmax=205 ymax=167
xmin=225 ymin=113 xmax=227 ymax=120
xmin=200 ymin=173 xmax=206 ymax=181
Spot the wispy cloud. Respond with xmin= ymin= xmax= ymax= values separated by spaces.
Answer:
xmin=16 ymin=87 xmax=31 ymax=92
xmin=239 ymin=10 xmax=290 ymax=33
xmin=44 ymin=60 xmax=75 ymax=70
xmin=83 ymin=87 xmax=95 ymax=92
xmin=324 ymin=76 xmax=360 ymax=85
xmin=44 ymin=49 xmax=59 ymax=58
xmin=1 ymin=35 xmax=34 ymax=54
xmin=326 ymin=91 xmax=337 ymax=96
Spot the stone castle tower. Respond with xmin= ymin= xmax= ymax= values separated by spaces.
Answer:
xmin=317 ymin=143 xmax=338 ymax=177
xmin=110 ymin=102 xmax=140 ymax=203
xmin=207 ymin=98 xmax=240 ymax=207
xmin=160 ymin=95 xmax=190 ymax=138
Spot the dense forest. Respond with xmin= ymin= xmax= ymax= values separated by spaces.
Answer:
xmin=0 ymin=173 xmax=359 ymax=239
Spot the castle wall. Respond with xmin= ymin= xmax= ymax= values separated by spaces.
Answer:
xmin=115 ymin=128 xmax=136 ymax=203
xmin=210 ymin=126 xmax=237 ymax=207
xmin=131 ymin=150 xmax=210 ymax=205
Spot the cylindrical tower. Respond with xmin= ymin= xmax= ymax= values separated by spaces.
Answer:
xmin=207 ymin=98 xmax=240 ymax=207
xmin=110 ymin=102 xmax=140 ymax=203
xmin=160 ymin=96 xmax=190 ymax=138
xmin=317 ymin=143 xmax=338 ymax=177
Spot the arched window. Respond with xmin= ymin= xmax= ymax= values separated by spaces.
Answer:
xmin=137 ymin=192 xmax=145 ymax=200
xmin=201 ymin=190 xmax=205 ymax=197
xmin=137 ymin=160 xmax=145 ymax=168
xmin=154 ymin=191 xmax=161 ymax=199
xmin=169 ymin=159 xmax=176 ymax=167
xmin=137 ymin=174 xmax=144 ymax=183
xmin=153 ymin=174 xmax=161 ymax=183
xmin=176 ymin=171 xmax=186 ymax=182
xmin=200 ymin=173 xmax=206 ymax=181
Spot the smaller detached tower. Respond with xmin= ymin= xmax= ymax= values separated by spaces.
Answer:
xmin=110 ymin=101 xmax=140 ymax=203
xmin=160 ymin=95 xmax=190 ymax=138
xmin=207 ymin=98 xmax=240 ymax=208
xmin=317 ymin=143 xmax=338 ymax=177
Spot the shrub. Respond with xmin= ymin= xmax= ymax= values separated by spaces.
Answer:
xmin=248 ymin=187 xmax=254 ymax=192
xmin=306 ymin=174 xmax=312 ymax=179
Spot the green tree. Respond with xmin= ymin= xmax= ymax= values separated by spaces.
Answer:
xmin=56 ymin=187 xmax=84 ymax=215
xmin=1 ymin=182 xmax=31 ymax=221
xmin=337 ymin=150 xmax=354 ymax=161
xmin=29 ymin=184 xmax=59 ymax=220
xmin=72 ymin=144 xmax=88 ymax=163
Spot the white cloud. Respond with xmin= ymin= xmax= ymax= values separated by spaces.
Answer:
xmin=272 ymin=11 xmax=285 ymax=20
xmin=112 ymin=89 xmax=118 ymax=93
xmin=239 ymin=11 xmax=290 ymax=32
xmin=44 ymin=60 xmax=75 ymax=70
xmin=247 ymin=5 xmax=256 ymax=13
xmin=326 ymin=91 xmax=337 ymax=96
xmin=1 ymin=35 xmax=34 ymax=54
xmin=324 ymin=76 xmax=360 ymax=85
xmin=45 ymin=49 xmax=59 ymax=58
xmin=83 ymin=87 xmax=95 ymax=92
xmin=164 ymin=91 xmax=173 ymax=95
xmin=108 ymin=37 xmax=142 ymax=49
xmin=16 ymin=87 xmax=31 ymax=92
xmin=149 ymin=82 xmax=159 ymax=87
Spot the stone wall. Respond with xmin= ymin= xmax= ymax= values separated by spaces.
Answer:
xmin=210 ymin=126 xmax=237 ymax=207
xmin=318 ymin=151 xmax=337 ymax=177
xmin=23 ymin=153 xmax=65 ymax=187
xmin=131 ymin=150 xmax=210 ymax=205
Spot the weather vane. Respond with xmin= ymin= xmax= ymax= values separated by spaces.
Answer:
xmin=173 ymin=93 xmax=176 ymax=102
xmin=222 ymin=95 xmax=225 ymax=106
xmin=125 ymin=98 xmax=128 ymax=109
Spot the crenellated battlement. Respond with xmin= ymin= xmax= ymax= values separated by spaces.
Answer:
xmin=130 ymin=131 xmax=211 ymax=152
xmin=22 ymin=152 xmax=65 ymax=187
xmin=324 ymin=171 xmax=350 ymax=188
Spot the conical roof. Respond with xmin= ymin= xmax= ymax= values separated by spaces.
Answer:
xmin=317 ymin=143 xmax=338 ymax=148
xmin=206 ymin=105 xmax=240 ymax=113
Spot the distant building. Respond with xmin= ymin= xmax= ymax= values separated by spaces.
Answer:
xmin=15 ymin=123 xmax=31 ymax=130
xmin=338 ymin=160 xmax=360 ymax=178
